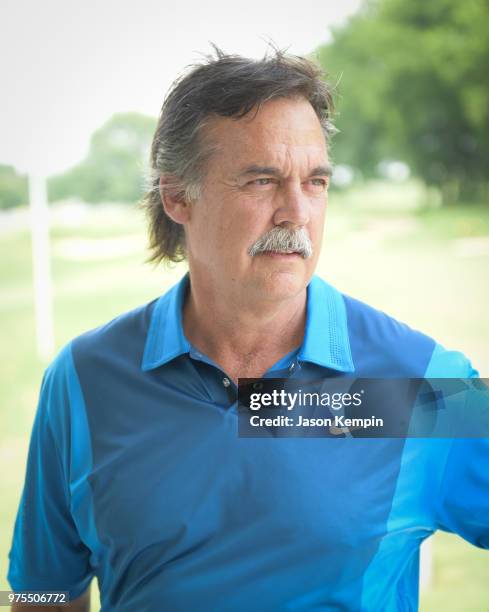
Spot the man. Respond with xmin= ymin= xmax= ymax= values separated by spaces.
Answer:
xmin=8 ymin=49 xmax=488 ymax=611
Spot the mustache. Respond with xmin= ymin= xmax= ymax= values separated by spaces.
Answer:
xmin=248 ymin=227 xmax=313 ymax=259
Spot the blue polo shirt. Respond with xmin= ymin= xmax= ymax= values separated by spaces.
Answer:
xmin=8 ymin=274 xmax=488 ymax=611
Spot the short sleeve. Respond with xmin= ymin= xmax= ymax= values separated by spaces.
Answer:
xmin=424 ymin=342 xmax=480 ymax=378
xmin=435 ymin=435 xmax=489 ymax=548
xmin=7 ymin=348 xmax=94 ymax=599
xmin=434 ymin=368 xmax=489 ymax=548
xmin=426 ymin=344 xmax=489 ymax=546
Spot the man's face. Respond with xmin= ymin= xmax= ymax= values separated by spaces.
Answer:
xmin=184 ymin=96 xmax=331 ymax=305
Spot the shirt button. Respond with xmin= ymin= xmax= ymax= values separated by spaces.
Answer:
xmin=289 ymin=362 xmax=295 ymax=372
xmin=222 ymin=377 xmax=231 ymax=387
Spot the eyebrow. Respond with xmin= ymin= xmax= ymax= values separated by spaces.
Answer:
xmin=237 ymin=163 xmax=333 ymax=179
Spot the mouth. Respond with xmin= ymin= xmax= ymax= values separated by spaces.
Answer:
xmin=260 ymin=250 xmax=302 ymax=258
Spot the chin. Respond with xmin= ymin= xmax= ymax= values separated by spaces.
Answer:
xmin=256 ymin=269 xmax=309 ymax=302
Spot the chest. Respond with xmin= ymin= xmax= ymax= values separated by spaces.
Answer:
xmin=81 ymin=401 xmax=411 ymax=565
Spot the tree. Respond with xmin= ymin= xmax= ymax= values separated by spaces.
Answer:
xmin=316 ymin=0 xmax=489 ymax=203
xmin=49 ymin=112 xmax=156 ymax=204
xmin=0 ymin=164 xmax=28 ymax=209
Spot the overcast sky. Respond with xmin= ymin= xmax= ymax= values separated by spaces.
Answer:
xmin=1 ymin=0 xmax=361 ymax=175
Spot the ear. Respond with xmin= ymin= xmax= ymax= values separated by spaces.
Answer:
xmin=159 ymin=175 xmax=192 ymax=224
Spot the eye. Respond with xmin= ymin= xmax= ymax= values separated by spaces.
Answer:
xmin=305 ymin=178 xmax=328 ymax=191
xmin=249 ymin=178 xmax=276 ymax=186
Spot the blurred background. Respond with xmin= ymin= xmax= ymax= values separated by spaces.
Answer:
xmin=1 ymin=0 xmax=488 ymax=609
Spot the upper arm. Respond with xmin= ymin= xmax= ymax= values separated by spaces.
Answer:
xmin=433 ymin=370 xmax=489 ymax=547
xmin=7 ymin=347 xmax=94 ymax=600
xmin=426 ymin=344 xmax=489 ymax=545
xmin=435 ymin=434 xmax=489 ymax=548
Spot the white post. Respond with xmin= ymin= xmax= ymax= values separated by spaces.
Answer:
xmin=29 ymin=174 xmax=55 ymax=360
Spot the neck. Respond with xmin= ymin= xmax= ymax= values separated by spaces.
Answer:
xmin=183 ymin=273 xmax=307 ymax=382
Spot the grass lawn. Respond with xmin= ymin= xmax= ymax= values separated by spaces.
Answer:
xmin=1 ymin=183 xmax=488 ymax=610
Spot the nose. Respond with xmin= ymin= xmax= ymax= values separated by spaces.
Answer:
xmin=272 ymin=182 xmax=310 ymax=229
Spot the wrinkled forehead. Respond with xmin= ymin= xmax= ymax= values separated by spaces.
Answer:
xmin=200 ymin=97 xmax=328 ymax=175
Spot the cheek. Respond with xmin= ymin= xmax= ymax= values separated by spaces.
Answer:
xmin=225 ymin=207 xmax=265 ymax=243
xmin=198 ymin=193 xmax=272 ymax=258
xmin=208 ymin=216 xmax=250 ymax=261
xmin=309 ymin=203 xmax=327 ymax=239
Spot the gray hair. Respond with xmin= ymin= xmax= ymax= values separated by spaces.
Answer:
xmin=141 ymin=46 xmax=335 ymax=264
xmin=248 ymin=227 xmax=313 ymax=259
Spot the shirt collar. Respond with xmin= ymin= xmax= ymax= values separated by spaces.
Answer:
xmin=298 ymin=275 xmax=355 ymax=373
xmin=141 ymin=274 xmax=191 ymax=371
xmin=142 ymin=273 xmax=354 ymax=373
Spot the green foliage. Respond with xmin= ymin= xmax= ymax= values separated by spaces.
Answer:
xmin=0 ymin=164 xmax=28 ymax=209
xmin=49 ymin=112 xmax=156 ymax=204
xmin=316 ymin=0 xmax=489 ymax=203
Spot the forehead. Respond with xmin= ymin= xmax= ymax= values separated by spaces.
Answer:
xmin=202 ymin=97 xmax=328 ymax=173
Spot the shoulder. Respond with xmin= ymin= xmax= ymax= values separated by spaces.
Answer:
xmin=334 ymin=287 xmax=475 ymax=377
xmin=342 ymin=292 xmax=432 ymax=348
xmin=71 ymin=299 xmax=156 ymax=360
xmin=65 ymin=299 xmax=160 ymax=382
xmin=43 ymin=298 xmax=157 ymax=398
